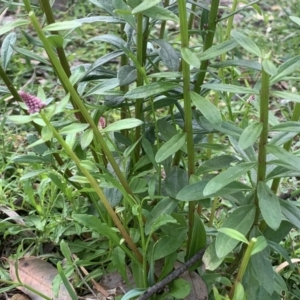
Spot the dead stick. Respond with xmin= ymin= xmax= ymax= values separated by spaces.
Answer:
xmin=137 ymin=248 xmax=206 ymax=300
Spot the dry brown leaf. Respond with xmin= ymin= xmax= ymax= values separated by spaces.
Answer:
xmin=10 ymin=294 xmax=31 ymax=300
xmin=275 ymin=258 xmax=300 ymax=273
xmin=100 ymin=267 xmax=134 ymax=295
xmin=9 ymin=256 xmax=75 ymax=300
xmin=174 ymin=262 xmax=208 ymax=300
xmin=81 ymin=290 xmax=115 ymax=300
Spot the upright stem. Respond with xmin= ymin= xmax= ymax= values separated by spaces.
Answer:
xmin=254 ymin=67 xmax=270 ymax=224
xmin=134 ymin=13 xmax=145 ymax=161
xmin=229 ymin=238 xmax=256 ymax=299
xmin=159 ymin=0 xmax=170 ymax=39
xmin=28 ymin=11 xmax=134 ymax=197
xmin=194 ymin=0 xmax=220 ymax=93
xmin=40 ymin=112 xmax=143 ymax=264
xmin=187 ymin=2 xmax=197 ymax=31
xmin=178 ymin=0 xmax=195 ymax=254
xmin=38 ymin=0 xmax=72 ymax=78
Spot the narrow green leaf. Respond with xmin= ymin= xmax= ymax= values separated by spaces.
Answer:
xmin=65 ymin=133 xmax=76 ymax=149
xmin=257 ymin=181 xmax=281 ymax=231
xmin=216 ymin=205 xmax=256 ymax=258
xmin=186 ymin=213 xmax=206 ymax=268
xmin=181 ymin=48 xmax=200 ymax=68
xmin=13 ymin=155 xmax=48 ymax=164
xmin=290 ymin=16 xmax=300 ymax=27
xmin=145 ymin=214 xmax=177 ymax=235
xmin=143 ymin=97 xmax=178 ymax=112
xmin=73 ymin=214 xmax=121 ymax=244
xmin=121 ymin=289 xmax=145 ymax=300
xmin=101 ymin=118 xmax=143 ymax=132
xmin=0 ymin=19 xmax=29 ymax=36
xmin=270 ymin=121 xmax=300 ymax=132
xmin=267 ymin=240 xmax=293 ymax=266
xmin=125 ymin=82 xmax=178 ymax=99
xmin=202 ymin=83 xmax=258 ymax=94
xmin=152 ymin=39 xmax=180 ymax=71
xmin=203 ymin=162 xmax=256 ymax=196
xmin=57 ymin=262 xmax=78 ymax=300
xmin=111 ymin=248 xmax=127 ymax=282
xmin=262 ymin=59 xmax=277 ymax=76
xmin=251 ymin=236 xmax=268 ymax=256
xmin=84 ymin=78 xmax=120 ymax=97
xmin=7 ymin=115 xmax=34 ymax=124
xmin=12 ymin=45 xmax=50 ymax=65
xmin=164 ymin=166 xmax=189 ymax=198
xmin=211 ymin=59 xmax=261 ymax=71
xmin=43 ymin=20 xmax=82 ymax=31
xmin=80 ymin=128 xmax=94 ymax=150
xmin=41 ymin=125 xmax=53 ymax=142
xmin=86 ymin=34 xmax=126 ymax=48
xmin=190 ymin=91 xmax=222 ymax=126
xmin=218 ymin=228 xmax=249 ymax=244
xmin=266 ymin=144 xmax=300 ymax=172
xmin=196 ymin=155 xmax=238 ymax=175
xmin=118 ymin=65 xmax=137 ymax=86
xmin=142 ymin=6 xmax=179 ymax=22
xmin=176 ymin=180 xmax=252 ymax=201
xmin=198 ymin=39 xmax=238 ymax=61
xmin=233 ymin=283 xmax=244 ymax=300
xmin=59 ymin=123 xmax=90 ymax=134
xmin=1 ymin=32 xmax=16 ymax=70
xmin=280 ymin=199 xmax=300 ymax=229
xmin=54 ymin=94 xmax=70 ymax=115
xmin=132 ymin=0 xmax=161 ymax=14
xmin=113 ymin=0 xmax=136 ymax=27
xmin=77 ymin=16 xmax=122 ymax=24
xmin=155 ymin=133 xmax=186 ymax=163
xmin=60 ymin=240 xmax=72 ymax=262
xmin=69 ymin=175 xmax=89 ymax=184
xmin=154 ymin=229 xmax=187 ymax=261
xmin=271 ymin=91 xmax=300 ymax=103
xmin=271 ymin=55 xmax=300 ymax=84
xmin=47 ymin=35 xmax=64 ymax=48
xmin=20 ymin=170 xmax=46 ymax=180
xmin=231 ymin=30 xmax=262 ymax=57
xmin=238 ymin=122 xmax=263 ymax=149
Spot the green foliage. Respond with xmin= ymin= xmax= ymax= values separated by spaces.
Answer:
xmin=1 ymin=0 xmax=300 ymax=299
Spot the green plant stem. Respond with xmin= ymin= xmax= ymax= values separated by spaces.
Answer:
xmin=206 ymin=92 xmax=219 ymax=158
xmin=159 ymin=0 xmax=170 ymax=39
xmin=254 ymin=67 xmax=270 ymax=224
xmin=28 ymin=11 xmax=134 ymax=197
xmin=229 ymin=238 xmax=256 ymax=299
xmin=134 ymin=13 xmax=145 ymax=161
xmin=194 ymin=0 xmax=220 ymax=93
xmin=271 ymin=102 xmax=300 ymax=193
xmin=40 ymin=112 xmax=143 ymax=263
xmin=38 ymin=0 xmax=72 ymax=78
xmin=33 ymin=2 xmax=102 ymax=166
xmin=178 ymin=0 xmax=196 ymax=255
xmin=187 ymin=2 xmax=197 ymax=31
xmin=208 ymin=196 xmax=218 ymax=227
xmin=224 ymin=0 xmax=238 ymax=40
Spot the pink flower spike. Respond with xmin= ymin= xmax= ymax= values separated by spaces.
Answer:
xmin=98 ymin=117 xmax=106 ymax=129
xmin=18 ymin=91 xmax=46 ymax=114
